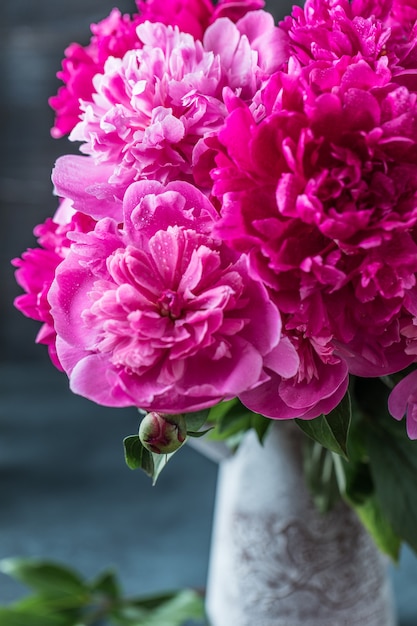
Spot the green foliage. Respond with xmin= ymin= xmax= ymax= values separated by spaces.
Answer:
xmin=206 ymin=398 xmax=271 ymax=447
xmin=0 ymin=558 xmax=205 ymax=626
xmin=126 ymin=380 xmax=417 ymax=561
xmin=365 ymin=417 xmax=417 ymax=555
xmin=297 ymin=378 xmax=417 ymax=561
xmin=124 ymin=402 xmax=270 ymax=482
xmin=123 ymin=434 xmax=180 ymax=485
xmin=123 ymin=435 xmax=154 ymax=474
xmin=302 ymin=441 xmax=341 ymax=514
xmin=183 ymin=411 xmax=210 ymax=434
xmin=0 ymin=559 xmax=86 ymax=597
xmin=296 ymin=391 xmax=351 ymax=460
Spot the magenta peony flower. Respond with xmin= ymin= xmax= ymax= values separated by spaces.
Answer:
xmin=136 ymin=0 xmax=214 ymax=40
xmin=388 ymin=370 xmax=417 ymax=438
xmin=211 ymin=0 xmax=417 ymax=418
xmin=48 ymin=180 xmax=298 ymax=413
xmin=12 ymin=202 xmax=96 ymax=369
xmin=136 ymin=0 xmax=266 ymax=38
xmin=210 ymin=0 xmax=265 ymax=23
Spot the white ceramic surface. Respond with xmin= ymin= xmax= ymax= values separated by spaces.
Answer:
xmin=205 ymin=423 xmax=397 ymax=626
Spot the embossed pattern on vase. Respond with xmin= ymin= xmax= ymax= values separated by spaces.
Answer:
xmin=205 ymin=423 xmax=397 ymax=626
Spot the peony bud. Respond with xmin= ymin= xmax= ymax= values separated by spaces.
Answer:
xmin=138 ymin=412 xmax=187 ymax=454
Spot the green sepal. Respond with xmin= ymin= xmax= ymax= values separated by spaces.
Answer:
xmin=151 ymin=450 xmax=179 ymax=485
xmin=296 ymin=391 xmax=351 ymax=460
xmin=123 ymin=435 xmax=182 ymax=485
xmin=186 ymin=428 xmax=213 ymax=438
xmin=123 ymin=435 xmax=154 ymax=474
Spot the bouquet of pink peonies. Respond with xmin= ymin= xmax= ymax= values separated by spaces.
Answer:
xmin=12 ymin=0 xmax=417 ymax=560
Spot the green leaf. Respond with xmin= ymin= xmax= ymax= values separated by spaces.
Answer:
xmin=250 ymin=413 xmax=271 ymax=445
xmin=206 ymin=399 xmax=239 ymax=424
xmin=124 ymin=589 xmax=204 ymax=626
xmin=128 ymin=590 xmax=179 ymax=611
xmin=296 ymin=391 xmax=351 ymax=460
xmin=0 ymin=590 xmax=82 ymax=626
xmin=365 ymin=418 xmax=417 ymax=554
xmin=0 ymin=559 xmax=86 ymax=597
xmin=0 ymin=607 xmax=73 ymax=626
xmin=207 ymin=399 xmax=254 ymax=435
xmin=143 ymin=588 xmax=204 ymax=625
xmin=331 ymin=453 xmax=401 ymax=561
xmin=124 ymin=434 xmax=184 ymax=484
xmin=90 ymin=569 xmax=120 ymax=601
xmin=183 ymin=410 xmax=210 ymax=433
xmin=151 ymin=450 xmax=179 ymax=486
xmin=214 ymin=402 xmax=251 ymax=435
xmin=352 ymin=494 xmax=401 ymax=561
xmin=123 ymin=435 xmax=154 ymax=476
xmin=186 ymin=428 xmax=213 ymax=438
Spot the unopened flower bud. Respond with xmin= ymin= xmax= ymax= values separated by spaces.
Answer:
xmin=138 ymin=412 xmax=187 ymax=454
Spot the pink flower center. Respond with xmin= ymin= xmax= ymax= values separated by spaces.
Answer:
xmin=157 ymin=289 xmax=184 ymax=319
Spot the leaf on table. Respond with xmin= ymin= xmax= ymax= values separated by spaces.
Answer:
xmin=126 ymin=588 xmax=204 ymax=626
xmin=0 ymin=558 xmax=86 ymax=597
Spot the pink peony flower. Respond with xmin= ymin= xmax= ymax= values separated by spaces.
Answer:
xmin=67 ymin=16 xmax=284 ymax=189
xmin=49 ymin=0 xmax=267 ymax=139
xmin=12 ymin=201 xmax=96 ymax=369
xmin=388 ymin=369 xmax=417 ymax=438
xmin=51 ymin=155 xmax=125 ymax=222
xmin=211 ymin=0 xmax=417 ymax=417
xmin=48 ymin=180 xmax=298 ymax=413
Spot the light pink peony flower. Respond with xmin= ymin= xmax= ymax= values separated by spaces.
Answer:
xmin=49 ymin=0 xmax=267 ymax=139
xmin=12 ymin=201 xmax=96 ymax=369
xmin=388 ymin=370 xmax=417 ymax=438
xmin=59 ymin=15 xmax=285 ymax=202
xmin=48 ymin=180 xmax=298 ymax=413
